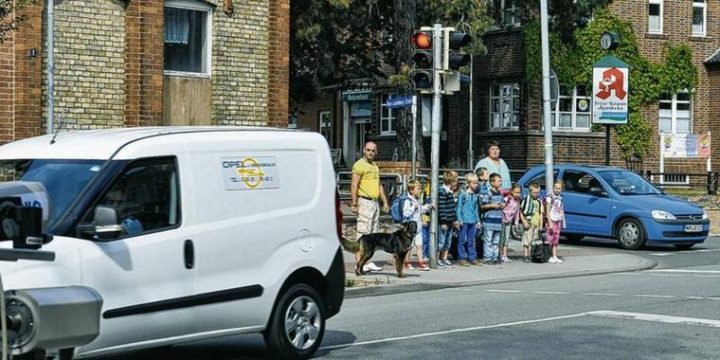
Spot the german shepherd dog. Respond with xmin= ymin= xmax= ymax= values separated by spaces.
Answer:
xmin=340 ymin=221 xmax=418 ymax=278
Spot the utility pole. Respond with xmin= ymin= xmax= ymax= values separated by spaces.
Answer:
xmin=47 ymin=0 xmax=55 ymax=134
xmin=540 ymin=0 xmax=554 ymax=193
xmin=429 ymin=23 xmax=443 ymax=269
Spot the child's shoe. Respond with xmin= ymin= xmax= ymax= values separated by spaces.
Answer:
xmin=403 ymin=262 xmax=415 ymax=270
xmin=417 ymin=262 xmax=430 ymax=271
xmin=548 ymin=257 xmax=558 ymax=263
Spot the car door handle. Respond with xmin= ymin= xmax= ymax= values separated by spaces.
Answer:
xmin=184 ymin=239 xmax=194 ymax=270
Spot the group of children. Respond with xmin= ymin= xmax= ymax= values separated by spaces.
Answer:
xmin=400 ymin=168 xmax=567 ymax=271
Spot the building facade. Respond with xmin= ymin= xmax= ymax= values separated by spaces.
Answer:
xmin=0 ymin=0 xmax=289 ymax=143
xmin=298 ymin=1 xmax=720 ymax=185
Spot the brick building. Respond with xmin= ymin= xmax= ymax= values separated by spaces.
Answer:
xmin=297 ymin=1 xmax=720 ymax=184
xmin=0 ymin=0 xmax=289 ymax=143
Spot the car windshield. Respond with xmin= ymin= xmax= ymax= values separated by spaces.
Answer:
xmin=597 ymin=169 xmax=661 ymax=195
xmin=0 ymin=159 xmax=104 ymax=226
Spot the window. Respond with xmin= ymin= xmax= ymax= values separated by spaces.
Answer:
xmin=563 ymin=170 xmax=606 ymax=196
xmin=648 ymin=0 xmax=663 ymax=34
xmin=552 ymin=85 xmax=591 ymax=132
xmin=379 ymin=94 xmax=396 ymax=136
xmin=319 ymin=110 xmax=332 ymax=142
xmin=659 ymin=92 xmax=692 ymax=134
xmin=84 ymin=158 xmax=181 ymax=238
xmin=164 ymin=0 xmax=212 ymax=76
xmin=490 ymin=83 xmax=520 ymax=131
xmin=288 ymin=113 xmax=298 ymax=129
xmin=492 ymin=0 xmax=520 ymax=27
xmin=526 ymin=170 xmax=559 ymax=190
xmin=693 ymin=0 xmax=706 ymax=36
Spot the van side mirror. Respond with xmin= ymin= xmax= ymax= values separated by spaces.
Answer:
xmin=93 ymin=206 xmax=123 ymax=240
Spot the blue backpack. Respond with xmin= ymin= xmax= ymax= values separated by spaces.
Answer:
xmin=390 ymin=194 xmax=411 ymax=223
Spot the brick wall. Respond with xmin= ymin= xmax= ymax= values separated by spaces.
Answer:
xmin=211 ymin=0 xmax=268 ymax=125
xmin=609 ymin=0 xmax=720 ymax=175
xmin=10 ymin=3 xmax=44 ymax=141
xmin=0 ymin=32 xmax=12 ymax=143
xmin=53 ymin=0 xmax=126 ymax=129
xmin=267 ymin=0 xmax=289 ymax=127
xmin=125 ymin=0 xmax=164 ymax=127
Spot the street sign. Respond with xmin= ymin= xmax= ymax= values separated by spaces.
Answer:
xmin=386 ymin=95 xmax=414 ymax=109
xmin=592 ymin=55 xmax=629 ymax=125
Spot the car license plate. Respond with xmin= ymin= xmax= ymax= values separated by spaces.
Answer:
xmin=685 ymin=224 xmax=702 ymax=233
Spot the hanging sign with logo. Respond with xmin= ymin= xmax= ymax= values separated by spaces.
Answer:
xmin=661 ymin=132 xmax=711 ymax=158
xmin=592 ymin=55 xmax=630 ymax=125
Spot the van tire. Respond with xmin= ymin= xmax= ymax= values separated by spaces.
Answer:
xmin=264 ymin=283 xmax=325 ymax=360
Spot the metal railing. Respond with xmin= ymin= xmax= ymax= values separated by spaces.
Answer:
xmin=637 ymin=170 xmax=719 ymax=195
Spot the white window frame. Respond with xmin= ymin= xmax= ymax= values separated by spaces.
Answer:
xmin=490 ymin=0 xmax=520 ymax=29
xmin=489 ymin=83 xmax=520 ymax=131
xmin=658 ymin=91 xmax=692 ymax=134
xmin=379 ymin=94 xmax=397 ymax=136
xmin=163 ymin=0 xmax=213 ymax=78
xmin=662 ymin=174 xmax=690 ymax=185
xmin=648 ymin=0 xmax=663 ymax=34
xmin=692 ymin=0 xmax=706 ymax=37
xmin=551 ymin=85 xmax=591 ymax=132
xmin=319 ymin=110 xmax=332 ymax=141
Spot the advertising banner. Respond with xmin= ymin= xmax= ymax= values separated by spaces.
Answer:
xmin=661 ymin=133 xmax=711 ymax=158
xmin=592 ymin=55 xmax=630 ymax=125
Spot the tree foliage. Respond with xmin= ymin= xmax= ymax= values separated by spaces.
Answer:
xmin=0 ymin=0 xmax=37 ymax=43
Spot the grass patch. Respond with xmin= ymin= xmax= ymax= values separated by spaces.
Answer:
xmin=662 ymin=188 xmax=707 ymax=197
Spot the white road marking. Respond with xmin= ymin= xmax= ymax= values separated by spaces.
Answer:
xmin=582 ymin=293 xmax=622 ymax=297
xmin=648 ymin=269 xmax=720 ymax=274
xmin=533 ymin=291 xmax=571 ymax=295
xmin=485 ymin=289 xmax=524 ymax=293
xmin=651 ymin=253 xmax=673 ymax=256
xmin=318 ymin=313 xmax=589 ymax=351
xmin=633 ymin=294 xmax=675 ymax=299
xmin=589 ymin=310 xmax=720 ymax=328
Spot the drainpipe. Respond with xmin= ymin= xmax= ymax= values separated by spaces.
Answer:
xmin=46 ymin=0 xmax=55 ymax=134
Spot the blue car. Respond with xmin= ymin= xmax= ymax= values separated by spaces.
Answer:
xmin=517 ymin=164 xmax=709 ymax=250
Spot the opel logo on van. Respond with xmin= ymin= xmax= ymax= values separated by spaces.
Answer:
xmin=234 ymin=157 xmax=265 ymax=189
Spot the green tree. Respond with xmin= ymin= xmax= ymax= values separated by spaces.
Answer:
xmin=291 ymin=0 xmax=492 ymax=164
xmin=0 ymin=0 xmax=37 ymax=43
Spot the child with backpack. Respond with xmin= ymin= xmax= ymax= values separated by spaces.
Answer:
xmin=520 ymin=181 xmax=544 ymax=263
xmin=499 ymin=183 xmax=522 ymax=263
xmin=455 ymin=173 xmax=482 ymax=266
xmin=480 ymin=173 xmax=505 ymax=264
xmin=437 ymin=170 xmax=459 ymax=268
xmin=399 ymin=179 xmax=433 ymax=271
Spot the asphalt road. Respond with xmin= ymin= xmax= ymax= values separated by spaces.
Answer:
xmin=101 ymin=237 xmax=720 ymax=360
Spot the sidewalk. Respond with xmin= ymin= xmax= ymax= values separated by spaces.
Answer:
xmin=343 ymin=241 xmax=657 ymax=298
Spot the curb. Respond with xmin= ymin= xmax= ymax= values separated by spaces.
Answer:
xmin=344 ymin=257 xmax=658 ymax=299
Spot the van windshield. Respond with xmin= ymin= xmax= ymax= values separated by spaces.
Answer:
xmin=0 ymin=159 xmax=104 ymax=226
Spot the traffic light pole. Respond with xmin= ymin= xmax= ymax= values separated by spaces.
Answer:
xmin=429 ymin=23 xmax=443 ymax=270
xmin=540 ymin=0 xmax=555 ymax=196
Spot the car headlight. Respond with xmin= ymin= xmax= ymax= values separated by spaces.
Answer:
xmin=652 ymin=210 xmax=676 ymax=220
xmin=703 ymin=209 xmax=709 ymax=220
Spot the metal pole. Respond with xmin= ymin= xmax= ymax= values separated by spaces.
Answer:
xmin=467 ymin=54 xmax=474 ymax=168
xmin=47 ymin=0 xmax=55 ymax=134
xmin=429 ymin=23 xmax=443 ymax=269
xmin=411 ymin=95 xmax=417 ymax=179
xmin=540 ymin=0 xmax=554 ymax=193
xmin=606 ymin=125 xmax=611 ymax=165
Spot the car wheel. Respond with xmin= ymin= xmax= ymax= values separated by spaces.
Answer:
xmin=616 ymin=218 xmax=645 ymax=250
xmin=564 ymin=234 xmax=584 ymax=243
xmin=264 ymin=283 xmax=325 ymax=360
xmin=674 ymin=244 xmax=694 ymax=251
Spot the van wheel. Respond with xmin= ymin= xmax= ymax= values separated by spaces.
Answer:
xmin=264 ymin=284 xmax=325 ymax=360
xmin=617 ymin=218 xmax=645 ymax=250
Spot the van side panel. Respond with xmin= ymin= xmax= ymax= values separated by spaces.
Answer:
xmin=183 ymin=131 xmax=339 ymax=332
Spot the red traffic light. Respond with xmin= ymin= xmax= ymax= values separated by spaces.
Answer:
xmin=411 ymin=32 xmax=432 ymax=49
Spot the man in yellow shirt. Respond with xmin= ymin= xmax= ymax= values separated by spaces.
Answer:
xmin=350 ymin=141 xmax=390 ymax=272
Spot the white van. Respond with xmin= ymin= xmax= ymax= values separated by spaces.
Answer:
xmin=0 ymin=127 xmax=345 ymax=359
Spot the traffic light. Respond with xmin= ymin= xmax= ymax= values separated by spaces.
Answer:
xmin=411 ymin=30 xmax=434 ymax=91
xmin=443 ymin=29 xmax=471 ymax=71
